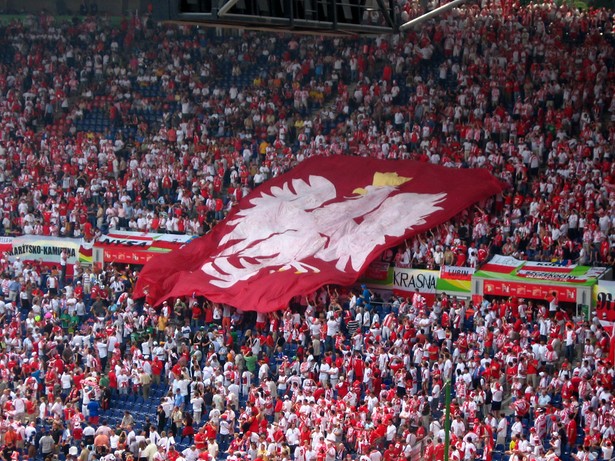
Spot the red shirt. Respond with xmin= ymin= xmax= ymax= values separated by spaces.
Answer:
xmin=108 ymin=371 xmax=118 ymax=389
xmin=336 ymin=381 xmax=348 ymax=398
xmin=194 ymin=432 xmax=207 ymax=450
xmin=151 ymin=360 xmax=163 ymax=377
xmin=383 ymin=447 xmax=397 ymax=461
xmin=73 ymin=373 xmax=85 ymax=390
xmin=567 ymin=419 xmax=577 ymax=443
xmin=204 ymin=423 xmax=217 ymax=440
xmin=434 ymin=443 xmax=445 ymax=461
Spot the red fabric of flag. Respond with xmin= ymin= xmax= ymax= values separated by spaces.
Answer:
xmin=134 ymin=156 xmax=505 ymax=312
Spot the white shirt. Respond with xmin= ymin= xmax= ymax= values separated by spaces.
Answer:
xmin=219 ymin=420 xmax=231 ymax=436
xmin=286 ymin=428 xmax=300 ymax=445
xmin=13 ymin=397 xmax=25 ymax=414
xmin=318 ymin=363 xmax=330 ymax=383
xmin=61 ymin=373 xmax=72 ymax=389
xmin=96 ymin=340 xmax=108 ymax=358
xmin=326 ymin=318 xmax=339 ymax=337
xmin=182 ymin=448 xmax=199 ymax=461
xmin=190 ymin=396 xmax=203 ymax=412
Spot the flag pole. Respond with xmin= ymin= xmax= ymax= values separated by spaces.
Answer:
xmin=399 ymin=0 xmax=467 ymax=31
xmin=443 ymin=379 xmax=452 ymax=460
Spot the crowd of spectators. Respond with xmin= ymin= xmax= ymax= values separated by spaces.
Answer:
xmin=0 ymin=2 xmax=612 ymax=461
xmin=0 ymin=2 xmax=613 ymax=270
xmin=1 ymin=253 xmax=615 ymax=461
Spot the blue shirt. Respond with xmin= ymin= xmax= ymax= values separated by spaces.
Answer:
xmin=87 ymin=400 xmax=100 ymax=417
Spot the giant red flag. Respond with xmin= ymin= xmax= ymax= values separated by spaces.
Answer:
xmin=134 ymin=156 xmax=504 ymax=312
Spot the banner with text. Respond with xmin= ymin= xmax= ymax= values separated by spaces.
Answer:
xmin=360 ymin=264 xmax=472 ymax=296
xmin=475 ymin=255 xmax=604 ymax=303
xmin=7 ymin=236 xmax=93 ymax=267
xmin=392 ymin=268 xmax=439 ymax=294
xmin=95 ymin=231 xmax=196 ymax=265
xmin=595 ymin=280 xmax=615 ymax=322
xmin=475 ymin=256 xmax=603 ymax=287
xmin=440 ymin=265 xmax=475 ymax=281
xmin=483 ymin=279 xmax=578 ymax=302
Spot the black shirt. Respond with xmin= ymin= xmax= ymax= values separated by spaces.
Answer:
xmin=2 ymin=445 xmax=14 ymax=461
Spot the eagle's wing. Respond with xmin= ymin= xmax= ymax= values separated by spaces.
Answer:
xmin=315 ymin=191 xmax=446 ymax=271
xmin=201 ymin=175 xmax=337 ymax=287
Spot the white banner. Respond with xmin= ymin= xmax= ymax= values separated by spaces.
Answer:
xmin=516 ymin=270 xmax=589 ymax=283
xmin=98 ymin=231 xmax=195 ymax=246
xmin=523 ymin=261 xmax=577 ymax=270
xmin=7 ymin=236 xmax=88 ymax=265
xmin=392 ymin=267 xmax=439 ymax=293
xmin=487 ymin=254 xmax=525 ymax=267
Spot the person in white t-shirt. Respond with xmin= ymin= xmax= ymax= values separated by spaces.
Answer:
xmin=95 ymin=337 xmax=109 ymax=370
xmin=601 ymin=440 xmax=614 ymax=460
xmin=13 ymin=393 xmax=26 ymax=423
xmin=60 ymin=371 xmax=73 ymax=398
xmin=318 ymin=361 xmax=330 ymax=386
xmin=190 ymin=393 xmax=204 ymax=425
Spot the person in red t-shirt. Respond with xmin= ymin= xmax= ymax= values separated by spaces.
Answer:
xmin=194 ymin=427 xmax=207 ymax=451
xmin=383 ymin=443 xmax=398 ymax=461
xmin=566 ymin=416 xmax=578 ymax=452
xmin=151 ymin=357 xmax=163 ymax=386
xmin=167 ymin=446 xmax=180 ymax=461
xmin=191 ymin=302 xmax=203 ymax=329
xmin=433 ymin=439 xmax=445 ymax=461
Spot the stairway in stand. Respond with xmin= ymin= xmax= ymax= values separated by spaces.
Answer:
xmin=102 ymin=384 xmax=167 ymax=435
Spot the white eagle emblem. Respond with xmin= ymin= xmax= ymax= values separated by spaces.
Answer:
xmin=202 ymin=172 xmax=446 ymax=288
